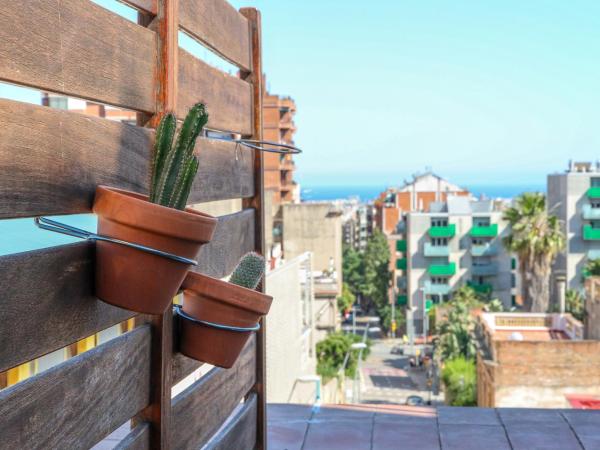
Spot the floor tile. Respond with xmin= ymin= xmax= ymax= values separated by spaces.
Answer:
xmin=439 ymin=424 xmax=511 ymax=450
xmin=303 ymin=420 xmax=373 ymax=450
xmin=505 ymin=423 xmax=583 ymax=450
xmin=268 ymin=421 xmax=309 ymax=450
xmin=438 ymin=406 xmax=500 ymax=426
xmin=373 ymin=423 xmax=440 ymax=450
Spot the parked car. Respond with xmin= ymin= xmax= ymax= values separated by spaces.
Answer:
xmin=405 ymin=395 xmax=425 ymax=406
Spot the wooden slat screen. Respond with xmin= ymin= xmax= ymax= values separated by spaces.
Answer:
xmin=0 ymin=1 xmax=156 ymax=112
xmin=0 ymin=326 xmax=152 ymax=449
xmin=179 ymin=0 xmax=252 ymax=72
xmin=0 ymin=0 xmax=266 ymax=448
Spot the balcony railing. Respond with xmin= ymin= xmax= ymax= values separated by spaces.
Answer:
xmin=396 ymin=258 xmax=407 ymax=270
xmin=472 ymin=263 xmax=498 ymax=276
xmin=587 ymin=187 xmax=600 ymax=199
xmin=467 ymin=281 xmax=493 ymax=294
xmin=428 ymin=262 xmax=456 ymax=276
xmin=424 ymin=281 xmax=451 ymax=295
xmin=470 ymin=224 xmax=498 ymax=238
xmin=583 ymin=225 xmax=600 ymax=240
xmin=424 ymin=242 xmax=450 ymax=257
xmin=582 ymin=204 xmax=600 ymax=220
xmin=471 ymin=243 xmax=498 ymax=256
xmin=396 ymin=239 xmax=407 ymax=252
xmin=428 ymin=224 xmax=455 ymax=238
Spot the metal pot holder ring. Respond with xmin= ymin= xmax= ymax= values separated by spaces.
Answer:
xmin=174 ymin=304 xmax=261 ymax=332
xmin=34 ymin=216 xmax=198 ymax=266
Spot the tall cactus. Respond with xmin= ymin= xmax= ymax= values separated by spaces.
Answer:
xmin=229 ymin=252 xmax=266 ymax=290
xmin=149 ymin=103 xmax=209 ymax=209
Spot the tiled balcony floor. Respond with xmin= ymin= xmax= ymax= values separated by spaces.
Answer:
xmin=268 ymin=403 xmax=600 ymax=450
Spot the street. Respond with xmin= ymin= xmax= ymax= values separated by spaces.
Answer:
xmin=358 ymin=338 xmax=444 ymax=406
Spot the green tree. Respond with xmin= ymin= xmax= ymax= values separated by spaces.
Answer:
xmin=566 ymin=289 xmax=585 ymax=322
xmin=503 ymin=192 xmax=565 ymax=312
xmin=337 ymin=283 xmax=356 ymax=314
xmin=360 ymin=229 xmax=391 ymax=313
xmin=436 ymin=295 xmax=477 ymax=361
xmin=378 ymin=304 xmax=405 ymax=334
xmin=316 ymin=332 xmax=371 ymax=382
xmin=584 ymin=259 xmax=600 ymax=278
xmin=441 ymin=357 xmax=477 ymax=406
xmin=483 ymin=298 xmax=504 ymax=313
xmin=451 ymin=286 xmax=482 ymax=308
xmin=342 ymin=245 xmax=363 ymax=294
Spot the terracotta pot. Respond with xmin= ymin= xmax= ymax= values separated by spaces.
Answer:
xmin=92 ymin=186 xmax=217 ymax=314
xmin=179 ymin=272 xmax=272 ymax=368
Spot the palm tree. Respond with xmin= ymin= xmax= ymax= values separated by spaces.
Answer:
xmin=584 ymin=258 xmax=600 ymax=278
xmin=503 ymin=192 xmax=565 ymax=312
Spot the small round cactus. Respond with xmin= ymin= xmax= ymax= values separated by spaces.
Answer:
xmin=229 ymin=252 xmax=265 ymax=289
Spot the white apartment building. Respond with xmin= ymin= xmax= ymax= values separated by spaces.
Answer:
xmin=398 ymin=196 xmax=516 ymax=332
xmin=548 ymin=161 xmax=600 ymax=302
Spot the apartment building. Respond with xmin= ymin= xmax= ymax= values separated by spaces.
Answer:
xmin=263 ymin=89 xmax=298 ymax=205
xmin=375 ymin=171 xmax=470 ymax=235
xmin=398 ymin=196 xmax=516 ymax=332
xmin=341 ymin=200 xmax=373 ymax=252
xmin=547 ymin=161 xmax=600 ymax=302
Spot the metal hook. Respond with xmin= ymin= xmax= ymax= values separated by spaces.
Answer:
xmin=174 ymin=304 xmax=260 ymax=332
xmin=207 ymin=136 xmax=302 ymax=155
xmin=34 ymin=217 xmax=198 ymax=266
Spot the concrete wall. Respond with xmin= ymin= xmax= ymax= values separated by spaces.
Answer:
xmin=266 ymin=253 xmax=318 ymax=404
xmin=478 ymin=340 xmax=600 ymax=408
xmin=282 ymin=203 xmax=343 ymax=293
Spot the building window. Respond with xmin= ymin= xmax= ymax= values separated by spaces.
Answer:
xmin=431 ymin=218 xmax=448 ymax=227
xmin=592 ymin=220 xmax=600 ymax=229
xmin=431 ymin=238 xmax=448 ymax=246
xmin=48 ymin=97 xmax=68 ymax=110
xmin=511 ymin=295 xmax=516 ymax=307
xmin=592 ymin=201 xmax=600 ymax=208
xmin=431 ymin=277 xmax=446 ymax=285
xmin=511 ymin=273 xmax=516 ymax=288
xmin=592 ymin=178 xmax=600 ymax=187
xmin=473 ymin=217 xmax=490 ymax=227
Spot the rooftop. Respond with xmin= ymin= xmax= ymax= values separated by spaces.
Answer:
xmin=268 ymin=403 xmax=600 ymax=449
xmin=480 ymin=312 xmax=584 ymax=341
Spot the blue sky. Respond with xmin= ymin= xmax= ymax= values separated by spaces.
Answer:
xmin=231 ymin=0 xmax=600 ymax=187
xmin=2 ymin=1 xmax=599 ymax=189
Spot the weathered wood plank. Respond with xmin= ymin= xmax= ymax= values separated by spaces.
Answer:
xmin=115 ymin=423 xmax=150 ymax=450
xmin=195 ymin=209 xmax=256 ymax=278
xmin=171 ymin=335 xmax=256 ymax=450
xmin=0 ymin=0 xmax=156 ymax=112
xmin=204 ymin=394 xmax=258 ymax=450
xmin=0 ymin=242 xmax=135 ymax=373
xmin=120 ymin=0 xmax=157 ymax=15
xmin=0 ymin=326 xmax=151 ymax=450
xmin=0 ymin=99 xmax=254 ymax=218
xmin=172 ymin=353 xmax=203 ymax=386
xmin=178 ymin=49 xmax=253 ymax=135
xmin=0 ymin=208 xmax=255 ymax=372
xmin=179 ymin=0 xmax=251 ymax=71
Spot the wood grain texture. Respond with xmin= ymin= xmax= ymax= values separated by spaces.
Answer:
xmin=195 ymin=208 xmax=256 ymax=278
xmin=179 ymin=0 xmax=251 ymax=71
xmin=240 ymin=8 xmax=267 ymax=449
xmin=178 ymin=49 xmax=253 ymax=135
xmin=121 ymin=0 xmax=157 ymax=16
xmin=171 ymin=335 xmax=256 ymax=450
xmin=0 ymin=326 xmax=151 ymax=450
xmin=0 ymin=0 xmax=156 ymax=112
xmin=115 ymin=423 xmax=151 ymax=450
xmin=0 ymin=242 xmax=135 ymax=373
xmin=172 ymin=353 xmax=202 ymax=386
xmin=204 ymin=394 xmax=257 ymax=450
xmin=0 ymin=99 xmax=254 ymax=218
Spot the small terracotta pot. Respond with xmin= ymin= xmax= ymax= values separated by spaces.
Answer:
xmin=92 ymin=186 xmax=217 ymax=314
xmin=179 ymin=272 xmax=272 ymax=368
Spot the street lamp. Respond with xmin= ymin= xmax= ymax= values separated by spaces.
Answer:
xmin=349 ymin=342 xmax=367 ymax=404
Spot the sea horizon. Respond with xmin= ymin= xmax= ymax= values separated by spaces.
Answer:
xmin=301 ymin=184 xmax=546 ymax=203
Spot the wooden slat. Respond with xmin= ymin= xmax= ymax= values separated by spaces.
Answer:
xmin=115 ymin=423 xmax=151 ymax=450
xmin=171 ymin=335 xmax=256 ymax=450
xmin=0 ymin=0 xmax=156 ymax=112
xmin=179 ymin=0 xmax=251 ymax=71
xmin=172 ymin=353 xmax=202 ymax=386
xmin=204 ymin=394 xmax=258 ymax=450
xmin=0 ymin=326 xmax=151 ymax=449
xmin=178 ymin=49 xmax=253 ymax=135
xmin=0 ymin=99 xmax=254 ymax=218
xmin=120 ymin=0 xmax=157 ymax=16
xmin=195 ymin=208 xmax=256 ymax=278
xmin=0 ymin=243 xmax=135 ymax=373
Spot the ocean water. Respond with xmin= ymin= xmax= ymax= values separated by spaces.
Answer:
xmin=301 ymin=184 xmax=545 ymax=202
